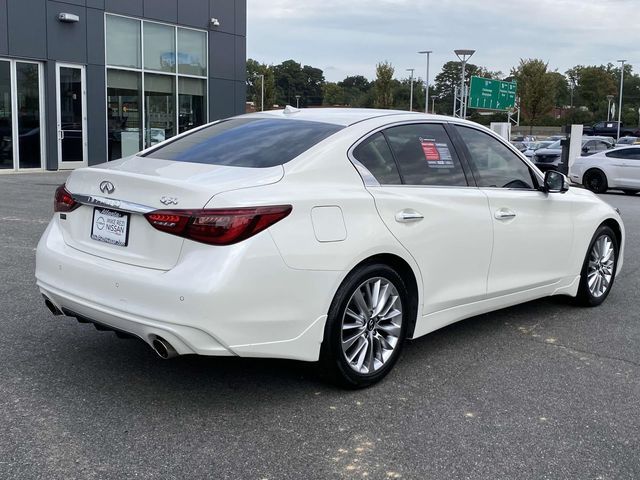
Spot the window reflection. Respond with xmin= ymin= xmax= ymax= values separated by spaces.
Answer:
xmin=107 ymin=70 xmax=142 ymax=160
xmin=0 ymin=61 xmax=11 ymax=169
xmin=16 ymin=63 xmax=41 ymax=169
xmin=145 ymin=73 xmax=175 ymax=147
xmin=179 ymin=78 xmax=206 ymax=134
xmin=144 ymin=22 xmax=175 ymax=73
xmin=106 ymin=16 xmax=141 ymax=69
xmin=178 ymin=29 xmax=207 ymax=76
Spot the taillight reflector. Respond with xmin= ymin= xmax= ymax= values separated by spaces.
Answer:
xmin=144 ymin=205 xmax=292 ymax=246
xmin=54 ymin=184 xmax=80 ymax=213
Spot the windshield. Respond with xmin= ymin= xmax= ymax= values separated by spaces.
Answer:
xmin=143 ymin=118 xmax=344 ymax=168
xmin=547 ymin=140 xmax=562 ymax=149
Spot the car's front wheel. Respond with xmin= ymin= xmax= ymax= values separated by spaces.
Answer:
xmin=575 ymin=225 xmax=618 ymax=307
xmin=583 ymin=169 xmax=608 ymax=194
xmin=319 ymin=264 xmax=409 ymax=388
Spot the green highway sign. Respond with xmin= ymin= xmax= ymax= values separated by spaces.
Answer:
xmin=468 ymin=76 xmax=517 ymax=111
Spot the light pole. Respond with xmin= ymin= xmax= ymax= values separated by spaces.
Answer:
xmin=606 ymin=94 xmax=614 ymax=121
xmin=406 ymin=68 xmax=415 ymax=111
xmin=259 ymin=74 xmax=265 ymax=111
xmin=454 ymin=49 xmax=475 ymax=118
xmin=617 ymin=59 xmax=626 ymax=141
xmin=418 ymin=51 xmax=432 ymax=113
xmin=295 ymin=95 xmax=301 ymax=108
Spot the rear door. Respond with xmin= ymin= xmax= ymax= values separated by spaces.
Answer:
xmin=354 ymin=123 xmax=492 ymax=315
xmin=452 ymin=125 xmax=574 ymax=296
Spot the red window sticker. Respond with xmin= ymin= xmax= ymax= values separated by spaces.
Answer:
xmin=420 ymin=138 xmax=440 ymax=161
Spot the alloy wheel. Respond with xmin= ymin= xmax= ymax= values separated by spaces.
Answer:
xmin=340 ymin=277 xmax=403 ymax=374
xmin=587 ymin=234 xmax=615 ymax=298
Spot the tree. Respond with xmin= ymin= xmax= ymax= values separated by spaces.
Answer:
xmin=271 ymin=60 xmax=326 ymax=107
xmin=547 ymin=71 xmax=570 ymax=107
xmin=568 ymin=65 xmax=616 ymax=115
xmin=338 ymin=75 xmax=372 ymax=107
xmin=323 ymin=82 xmax=345 ymax=106
xmin=246 ymin=58 xmax=276 ymax=110
xmin=511 ymin=59 xmax=555 ymax=132
xmin=374 ymin=61 xmax=394 ymax=109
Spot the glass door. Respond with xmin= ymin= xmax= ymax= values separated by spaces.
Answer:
xmin=0 ymin=59 xmax=44 ymax=171
xmin=56 ymin=63 xmax=87 ymax=169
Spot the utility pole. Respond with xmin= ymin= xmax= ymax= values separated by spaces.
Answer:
xmin=418 ymin=51 xmax=432 ymax=113
xmin=454 ymin=49 xmax=475 ymax=118
xmin=406 ymin=68 xmax=415 ymax=112
xmin=617 ymin=59 xmax=626 ymax=141
xmin=259 ymin=74 xmax=265 ymax=111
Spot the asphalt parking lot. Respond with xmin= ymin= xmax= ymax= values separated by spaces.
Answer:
xmin=1 ymin=172 xmax=639 ymax=480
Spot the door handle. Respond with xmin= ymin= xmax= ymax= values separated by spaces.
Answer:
xmin=58 ymin=130 xmax=65 ymax=140
xmin=395 ymin=209 xmax=424 ymax=223
xmin=495 ymin=209 xmax=516 ymax=220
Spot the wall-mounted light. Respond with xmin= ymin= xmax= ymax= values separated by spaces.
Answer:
xmin=210 ymin=17 xmax=220 ymax=27
xmin=58 ymin=13 xmax=80 ymax=23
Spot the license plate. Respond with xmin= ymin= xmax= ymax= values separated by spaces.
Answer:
xmin=91 ymin=207 xmax=130 ymax=247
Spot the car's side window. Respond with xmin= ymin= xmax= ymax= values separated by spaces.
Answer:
xmin=594 ymin=141 xmax=610 ymax=152
xmin=352 ymin=132 xmax=402 ymax=185
xmin=455 ymin=126 xmax=536 ymax=189
xmin=383 ymin=124 xmax=467 ymax=186
xmin=607 ymin=148 xmax=640 ymax=160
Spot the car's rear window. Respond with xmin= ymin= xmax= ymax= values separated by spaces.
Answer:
xmin=142 ymin=118 xmax=344 ymax=168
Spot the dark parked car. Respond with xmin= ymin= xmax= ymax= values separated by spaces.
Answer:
xmin=583 ymin=121 xmax=640 ymax=139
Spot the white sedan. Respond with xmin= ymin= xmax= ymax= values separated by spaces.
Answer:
xmin=36 ymin=108 xmax=625 ymax=387
xmin=571 ymin=146 xmax=640 ymax=195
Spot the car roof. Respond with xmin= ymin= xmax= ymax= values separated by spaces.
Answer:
xmin=239 ymin=107 xmax=455 ymax=127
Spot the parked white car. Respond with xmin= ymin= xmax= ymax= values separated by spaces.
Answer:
xmin=570 ymin=146 xmax=640 ymax=195
xmin=36 ymin=109 xmax=625 ymax=387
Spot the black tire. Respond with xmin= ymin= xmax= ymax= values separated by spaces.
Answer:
xmin=319 ymin=263 xmax=409 ymax=388
xmin=623 ymin=190 xmax=638 ymax=196
xmin=575 ymin=225 xmax=619 ymax=307
xmin=583 ymin=169 xmax=608 ymax=194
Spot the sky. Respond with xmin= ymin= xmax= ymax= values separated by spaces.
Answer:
xmin=246 ymin=0 xmax=640 ymax=82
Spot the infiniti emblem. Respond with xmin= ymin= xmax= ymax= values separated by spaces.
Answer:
xmin=99 ymin=181 xmax=115 ymax=195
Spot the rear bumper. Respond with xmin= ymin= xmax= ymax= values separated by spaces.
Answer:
xmin=36 ymin=219 xmax=341 ymax=361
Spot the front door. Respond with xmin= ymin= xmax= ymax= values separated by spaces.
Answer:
xmin=56 ymin=64 xmax=87 ymax=170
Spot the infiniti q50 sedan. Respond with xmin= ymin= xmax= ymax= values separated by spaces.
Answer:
xmin=36 ymin=108 xmax=625 ymax=388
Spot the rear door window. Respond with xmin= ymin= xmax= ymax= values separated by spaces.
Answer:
xmin=352 ymin=132 xmax=402 ymax=185
xmin=143 ymin=118 xmax=343 ymax=168
xmin=383 ymin=124 xmax=468 ymax=186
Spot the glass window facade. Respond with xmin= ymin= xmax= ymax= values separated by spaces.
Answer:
xmin=105 ymin=14 xmax=208 ymax=160
xmin=0 ymin=61 xmax=11 ymax=169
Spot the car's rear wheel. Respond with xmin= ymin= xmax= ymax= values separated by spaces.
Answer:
xmin=319 ymin=263 xmax=408 ymax=388
xmin=575 ymin=225 xmax=618 ymax=307
xmin=583 ymin=169 xmax=608 ymax=194
xmin=623 ymin=190 xmax=638 ymax=196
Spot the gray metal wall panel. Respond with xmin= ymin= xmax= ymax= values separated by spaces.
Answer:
xmin=209 ymin=0 xmax=234 ymax=34
xmin=104 ymin=0 xmax=142 ymax=16
xmin=209 ymin=31 xmax=234 ymax=81
xmin=209 ymin=78 xmax=235 ymax=120
xmin=86 ymin=7 xmax=105 ymax=65
xmin=178 ymin=0 xmax=209 ymax=29
xmin=56 ymin=0 xmax=86 ymax=5
xmin=234 ymin=35 xmax=245 ymax=82
xmin=86 ymin=0 xmax=104 ymax=9
xmin=0 ymin=0 xmax=8 ymax=55
xmin=234 ymin=80 xmax=245 ymax=115
xmin=86 ymin=64 xmax=107 ymax=165
xmin=44 ymin=62 xmax=58 ymax=170
xmin=7 ymin=0 xmax=47 ymax=59
xmin=234 ymin=0 xmax=245 ymax=37
xmin=46 ymin=2 xmax=87 ymax=64
xmin=143 ymin=0 xmax=177 ymax=23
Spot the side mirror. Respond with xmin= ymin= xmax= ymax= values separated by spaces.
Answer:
xmin=543 ymin=170 xmax=569 ymax=194
xmin=582 ymin=146 xmax=589 ymax=153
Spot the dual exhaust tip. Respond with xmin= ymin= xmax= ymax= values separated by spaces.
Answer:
xmin=43 ymin=295 xmax=179 ymax=360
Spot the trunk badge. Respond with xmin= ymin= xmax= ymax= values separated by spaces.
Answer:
xmin=99 ymin=181 xmax=115 ymax=194
xmin=160 ymin=196 xmax=179 ymax=206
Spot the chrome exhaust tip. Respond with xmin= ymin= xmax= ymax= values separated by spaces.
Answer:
xmin=151 ymin=337 xmax=178 ymax=359
xmin=43 ymin=296 xmax=63 ymax=316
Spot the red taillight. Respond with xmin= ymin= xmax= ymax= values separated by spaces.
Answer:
xmin=144 ymin=205 xmax=292 ymax=246
xmin=54 ymin=184 xmax=79 ymax=212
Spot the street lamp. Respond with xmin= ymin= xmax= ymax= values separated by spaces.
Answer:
xmin=406 ymin=68 xmax=415 ymax=112
xmin=418 ymin=51 xmax=432 ymax=113
xmin=454 ymin=49 xmax=475 ymax=118
xmin=617 ymin=59 xmax=626 ymax=141
xmin=295 ymin=95 xmax=301 ymax=109
xmin=258 ymin=74 xmax=265 ymax=111
xmin=606 ymin=94 xmax=614 ymax=121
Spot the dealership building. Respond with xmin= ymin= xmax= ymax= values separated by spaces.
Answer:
xmin=0 ymin=0 xmax=246 ymax=171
